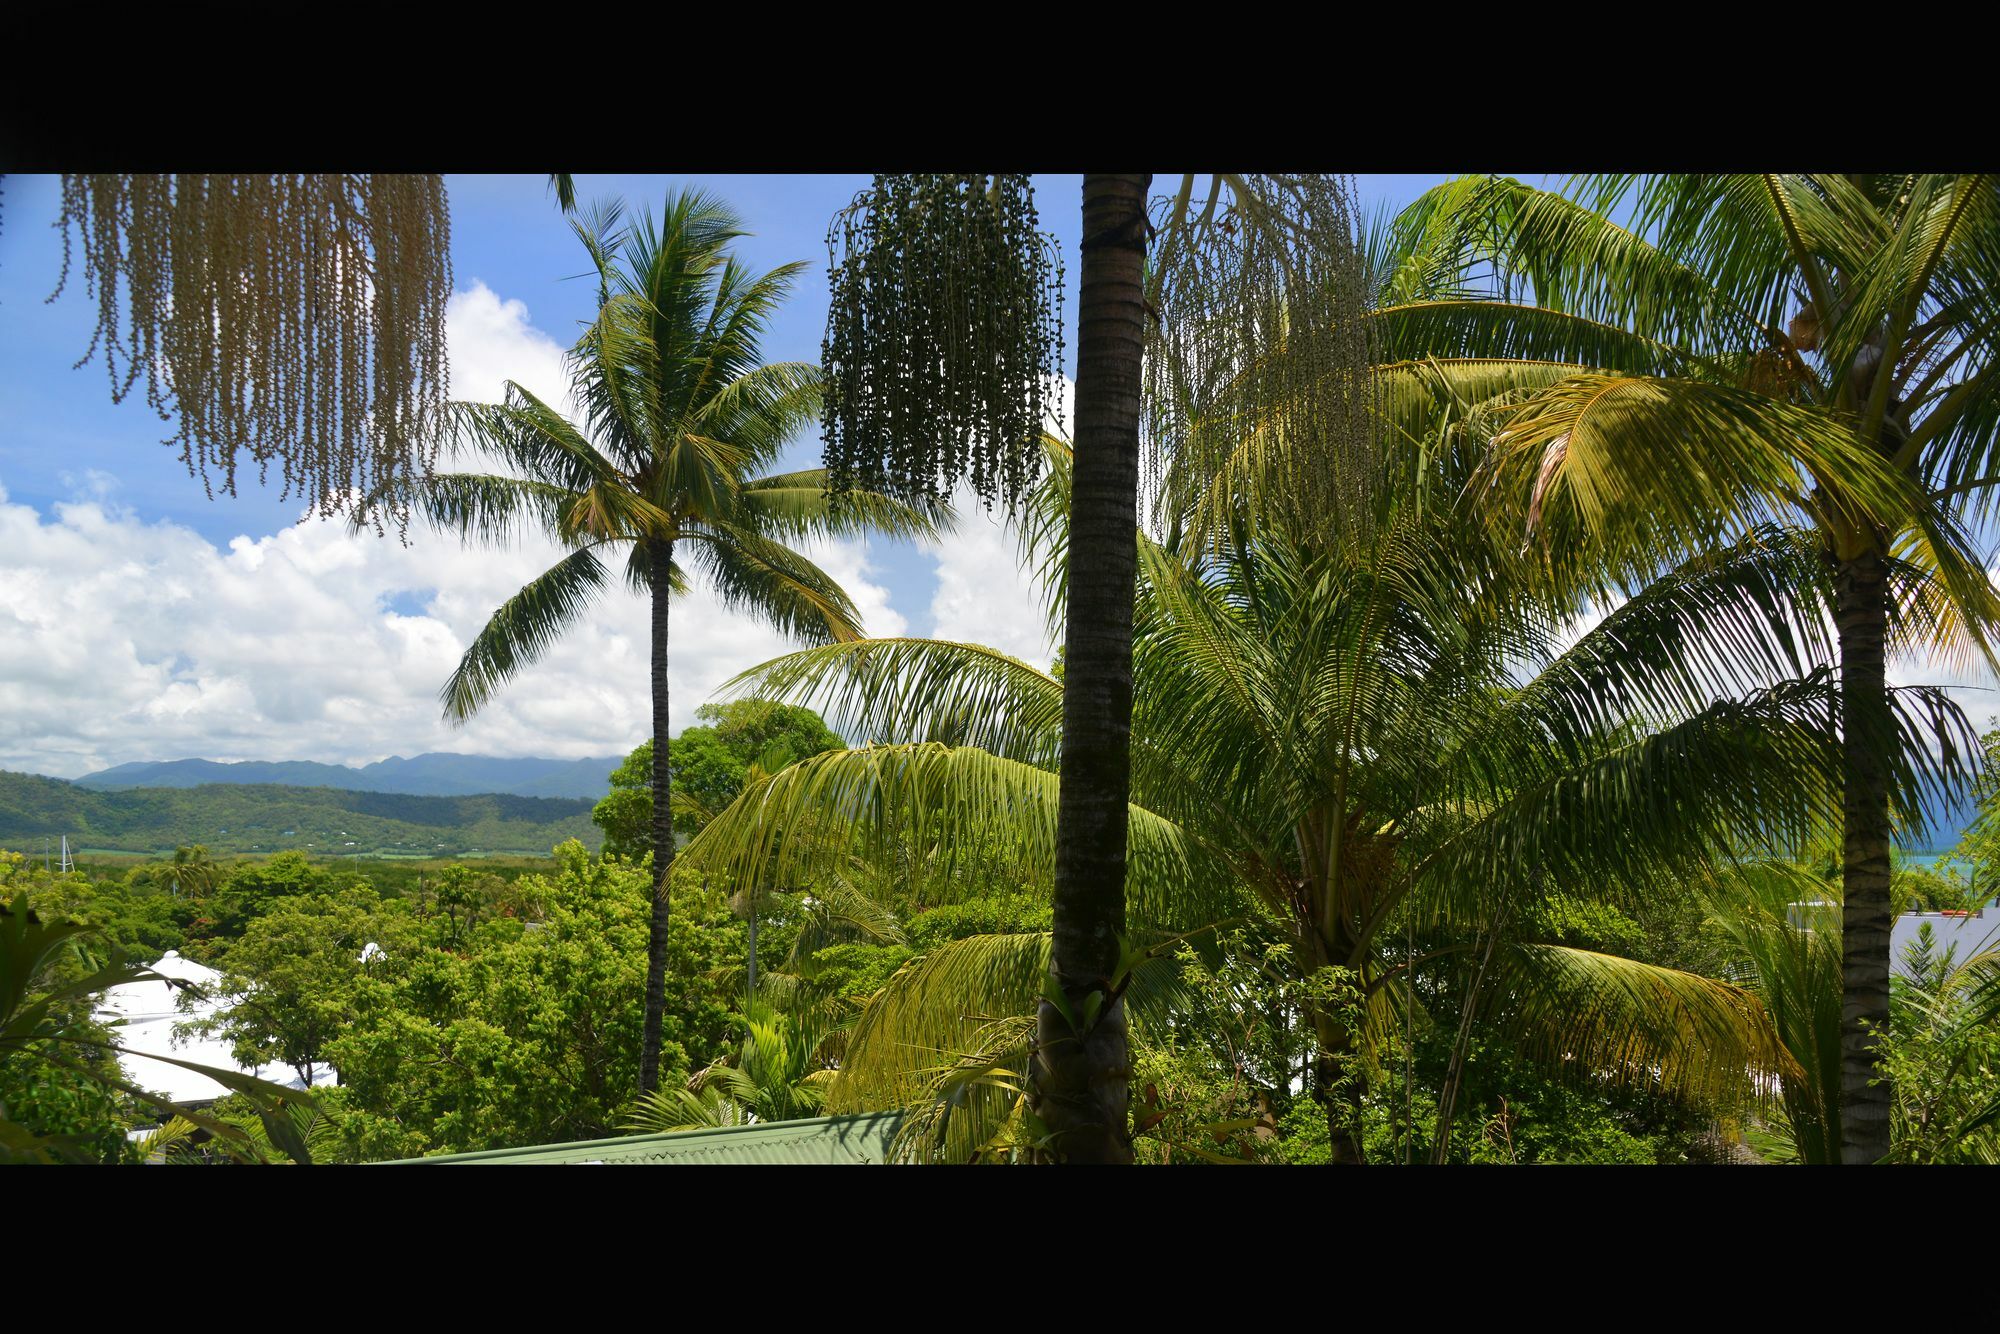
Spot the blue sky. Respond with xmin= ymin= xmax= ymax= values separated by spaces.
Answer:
xmin=0 ymin=173 xmax=1463 ymax=778
xmin=3 ymin=174 xmax=1453 ymax=539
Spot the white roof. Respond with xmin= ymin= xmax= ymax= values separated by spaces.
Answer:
xmin=94 ymin=950 xmax=338 ymax=1106
xmin=1893 ymin=906 xmax=2000 ymax=978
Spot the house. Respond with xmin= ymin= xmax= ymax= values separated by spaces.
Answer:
xmin=1892 ymin=899 xmax=2000 ymax=976
xmin=94 ymin=950 xmax=338 ymax=1107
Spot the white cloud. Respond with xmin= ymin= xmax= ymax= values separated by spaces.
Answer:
xmin=443 ymin=281 xmax=572 ymax=415
xmin=0 ymin=283 xmax=906 ymax=780
xmin=926 ymin=483 xmax=1060 ymax=670
xmin=0 ymin=479 xmax=903 ymax=779
xmin=921 ymin=373 xmax=1074 ymax=669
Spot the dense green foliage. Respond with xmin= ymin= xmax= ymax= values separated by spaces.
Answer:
xmin=3 ymin=836 xmax=768 ymax=1160
xmin=0 ymin=770 xmax=600 ymax=856
xmin=1 ymin=852 xmax=316 ymax=1164
xmin=16 ymin=174 xmax=2000 ymax=1168
xmin=303 ymin=844 xmax=750 ymax=1158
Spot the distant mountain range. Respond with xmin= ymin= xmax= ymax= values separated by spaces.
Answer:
xmin=73 ymin=752 xmax=627 ymax=801
xmin=0 ymin=770 xmax=601 ymax=857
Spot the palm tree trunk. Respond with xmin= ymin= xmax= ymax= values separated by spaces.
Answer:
xmin=1030 ymin=172 xmax=1150 ymax=1165
xmin=1311 ymin=1014 xmax=1367 ymax=1165
xmin=1836 ymin=539 xmax=1894 ymax=1164
xmin=640 ymin=539 xmax=676 ymax=1095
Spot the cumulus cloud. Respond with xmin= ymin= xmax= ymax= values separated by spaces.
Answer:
xmin=923 ymin=374 xmax=1075 ymax=669
xmin=926 ymin=489 xmax=1060 ymax=670
xmin=0 ymin=282 xmax=906 ymax=779
xmin=0 ymin=479 xmax=903 ymax=778
xmin=442 ymin=281 xmax=572 ymax=418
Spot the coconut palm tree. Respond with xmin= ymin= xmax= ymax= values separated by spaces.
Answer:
xmin=395 ymin=192 xmax=947 ymax=1093
xmin=622 ymin=1009 xmax=833 ymax=1132
xmin=1373 ymin=173 xmax=2000 ymax=1161
xmin=813 ymin=172 xmax=1370 ymax=1162
xmin=1038 ymin=172 xmax=1152 ymax=1164
xmin=166 ymin=845 xmax=221 ymax=900
xmin=682 ymin=419 xmax=1972 ymax=1161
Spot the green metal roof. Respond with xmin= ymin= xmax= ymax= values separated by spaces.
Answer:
xmin=374 ymin=1111 xmax=903 ymax=1165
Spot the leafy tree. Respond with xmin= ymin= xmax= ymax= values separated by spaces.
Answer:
xmin=590 ymin=747 xmax=655 ymax=862
xmin=199 ymin=850 xmax=328 ymax=942
xmin=592 ymin=701 xmax=843 ymax=856
xmin=686 ymin=422 xmax=1955 ymax=1161
xmin=395 ymin=191 xmax=944 ymax=1094
xmin=318 ymin=843 xmax=747 ymax=1156
xmin=196 ymin=884 xmax=418 ymax=1087
xmin=422 ymin=865 xmax=503 ymax=949
xmin=1387 ymin=172 xmax=2000 ymax=1162
xmin=8 ymin=853 xmax=191 ymax=959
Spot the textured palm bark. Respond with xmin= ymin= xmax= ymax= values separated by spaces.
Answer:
xmin=1312 ymin=1019 xmax=1367 ymax=1165
xmin=639 ymin=539 xmax=676 ymax=1095
xmin=1029 ymin=173 xmax=1150 ymax=1164
xmin=1836 ymin=541 xmax=1893 ymax=1164
xmin=1300 ymin=913 xmax=1368 ymax=1165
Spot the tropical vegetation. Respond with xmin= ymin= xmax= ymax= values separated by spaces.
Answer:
xmin=12 ymin=172 xmax=2000 ymax=1168
xmin=386 ymin=190 xmax=945 ymax=1094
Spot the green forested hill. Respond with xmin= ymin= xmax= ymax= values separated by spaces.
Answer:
xmin=0 ymin=770 xmax=601 ymax=856
xmin=74 ymin=751 xmax=624 ymax=799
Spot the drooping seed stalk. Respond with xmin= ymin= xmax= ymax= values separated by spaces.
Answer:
xmin=50 ymin=173 xmax=452 ymax=534
xmin=821 ymin=175 xmax=1064 ymax=513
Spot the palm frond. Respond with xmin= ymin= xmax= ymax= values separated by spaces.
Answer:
xmin=721 ymin=638 xmax=1063 ymax=767
xmin=442 ymin=547 xmax=611 ymax=721
xmin=739 ymin=469 xmax=953 ymax=544
xmin=681 ymin=524 xmax=866 ymax=644
xmin=1488 ymin=942 xmax=1798 ymax=1105
xmin=681 ymin=742 xmax=1237 ymax=935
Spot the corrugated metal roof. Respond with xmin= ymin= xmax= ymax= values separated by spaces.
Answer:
xmin=375 ymin=1111 xmax=903 ymax=1165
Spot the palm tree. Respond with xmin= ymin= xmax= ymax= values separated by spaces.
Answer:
xmin=1375 ymin=173 xmax=2000 ymax=1161
xmin=811 ymin=172 xmax=1371 ymax=1160
xmin=623 ymin=1009 xmax=834 ymax=1133
xmin=166 ymin=845 xmax=221 ymax=900
xmin=1040 ymin=173 xmax=1152 ymax=1163
xmin=397 ymin=192 xmax=946 ymax=1093
xmin=683 ymin=416 xmax=1969 ymax=1161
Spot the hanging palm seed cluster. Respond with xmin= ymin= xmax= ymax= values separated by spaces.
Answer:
xmin=50 ymin=174 xmax=452 ymax=532
xmin=1145 ymin=174 xmax=1376 ymax=545
xmin=821 ymin=174 xmax=1064 ymax=512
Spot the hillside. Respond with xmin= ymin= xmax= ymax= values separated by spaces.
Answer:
xmin=74 ymin=752 xmax=626 ymax=800
xmin=0 ymin=770 xmax=602 ymax=857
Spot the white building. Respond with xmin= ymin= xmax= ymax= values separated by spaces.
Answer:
xmin=94 ymin=950 xmax=338 ymax=1107
xmin=1892 ymin=901 xmax=2000 ymax=977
